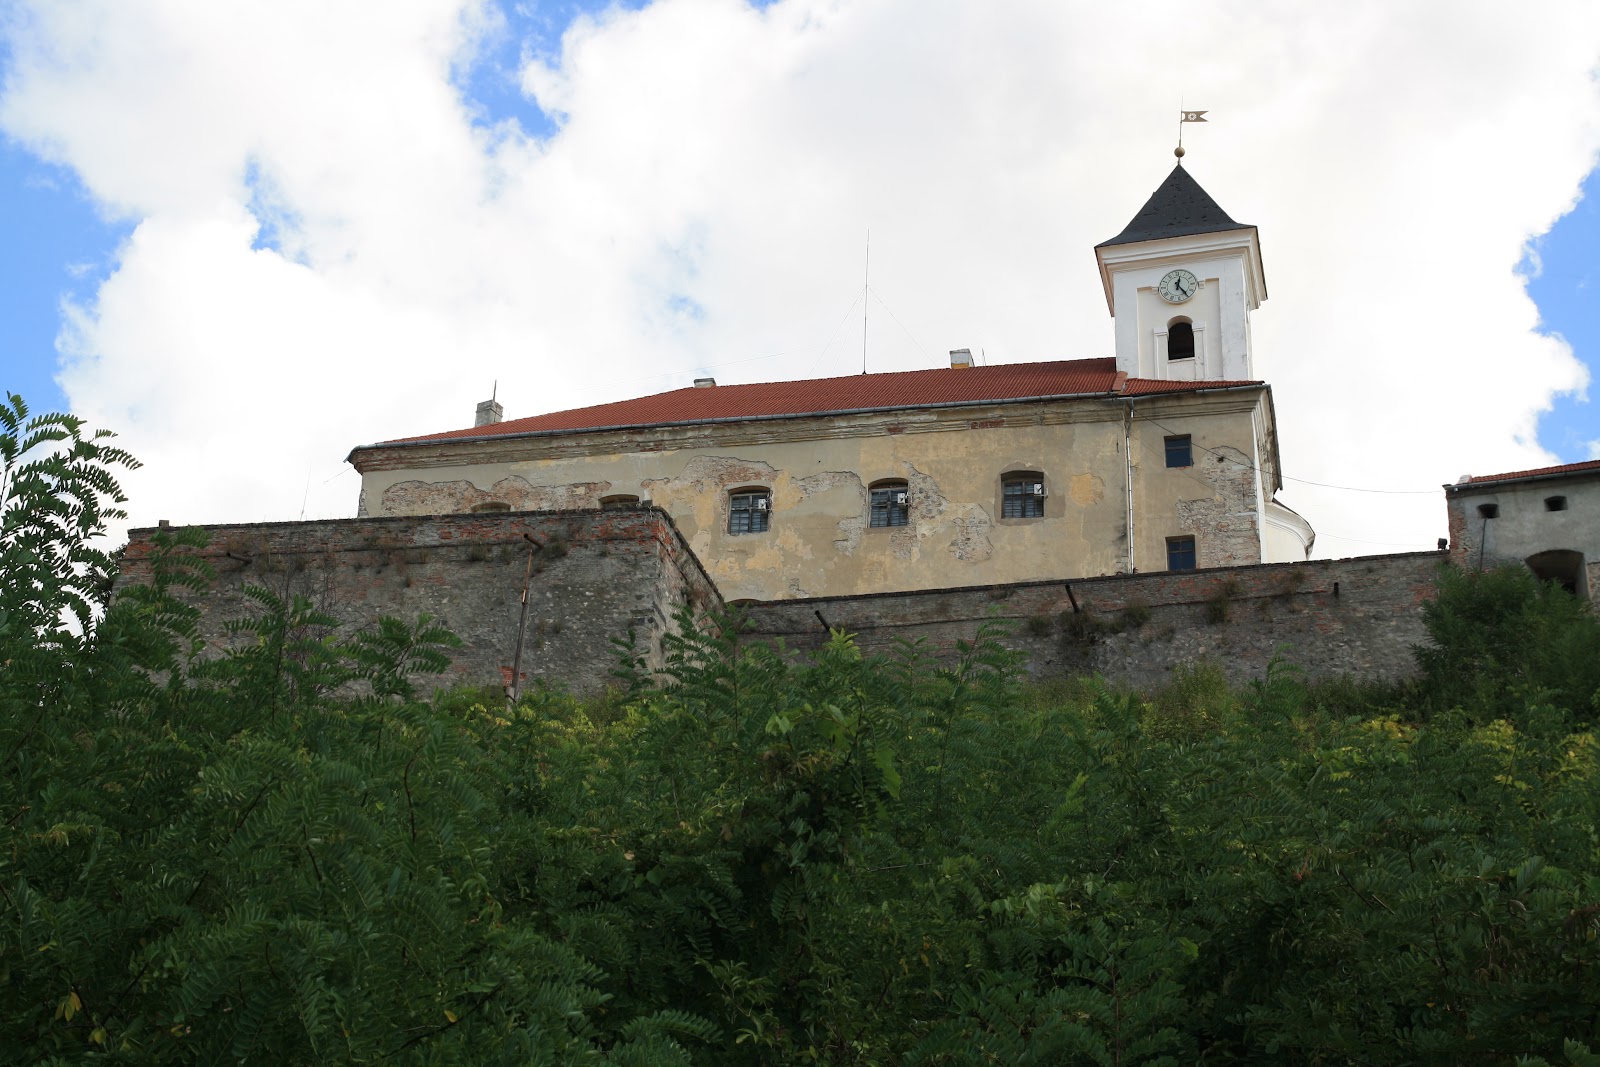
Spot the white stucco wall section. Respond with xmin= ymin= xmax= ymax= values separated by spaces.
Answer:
xmin=1096 ymin=228 xmax=1265 ymax=383
xmin=1447 ymin=469 xmax=1600 ymax=598
xmin=1264 ymin=499 xmax=1316 ymax=562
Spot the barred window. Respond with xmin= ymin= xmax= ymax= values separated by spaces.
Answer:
xmin=869 ymin=481 xmax=910 ymax=528
xmin=728 ymin=489 xmax=771 ymax=534
xmin=1001 ymin=473 xmax=1046 ymax=519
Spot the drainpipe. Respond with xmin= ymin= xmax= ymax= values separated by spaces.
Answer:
xmin=1123 ymin=401 xmax=1136 ymax=574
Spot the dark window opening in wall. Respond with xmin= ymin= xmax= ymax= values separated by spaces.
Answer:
xmin=1165 ymin=435 xmax=1193 ymax=468
xmin=471 ymin=501 xmax=511 ymax=513
xmin=869 ymin=481 xmax=910 ymax=528
xmin=1166 ymin=536 xmax=1197 ymax=572
xmin=1526 ymin=549 xmax=1586 ymax=599
xmin=728 ymin=489 xmax=771 ymax=534
xmin=1477 ymin=503 xmax=1500 ymax=519
xmin=600 ymin=495 xmax=640 ymax=509
xmin=1001 ymin=472 xmax=1046 ymax=519
xmin=1546 ymin=496 xmax=1568 ymax=512
xmin=1168 ymin=320 xmax=1195 ymax=360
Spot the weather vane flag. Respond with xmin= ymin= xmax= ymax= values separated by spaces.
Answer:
xmin=1176 ymin=108 xmax=1209 ymax=157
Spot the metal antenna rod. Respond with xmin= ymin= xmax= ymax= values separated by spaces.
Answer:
xmin=861 ymin=231 xmax=870 ymax=375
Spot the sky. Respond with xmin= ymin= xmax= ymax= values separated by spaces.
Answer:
xmin=1 ymin=0 xmax=1598 ymax=561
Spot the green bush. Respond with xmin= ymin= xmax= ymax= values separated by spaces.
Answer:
xmin=4 ymin=393 xmax=1599 ymax=1064
xmin=1417 ymin=563 xmax=1600 ymax=722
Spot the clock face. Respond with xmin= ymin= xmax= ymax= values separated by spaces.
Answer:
xmin=1156 ymin=269 xmax=1199 ymax=304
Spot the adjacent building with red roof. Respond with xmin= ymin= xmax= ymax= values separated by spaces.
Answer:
xmin=348 ymin=163 xmax=1316 ymax=601
xmin=1446 ymin=459 xmax=1600 ymax=598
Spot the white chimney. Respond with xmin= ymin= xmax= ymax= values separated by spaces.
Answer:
xmin=949 ymin=348 xmax=974 ymax=369
xmin=475 ymin=398 xmax=504 ymax=427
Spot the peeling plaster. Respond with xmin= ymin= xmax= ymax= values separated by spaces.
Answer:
xmin=900 ymin=461 xmax=994 ymax=564
xmin=947 ymin=510 xmax=995 ymax=562
xmin=1069 ymin=472 xmax=1106 ymax=507
xmin=383 ymin=476 xmax=611 ymax=514
xmin=797 ymin=470 xmax=869 ymax=556
xmin=1175 ymin=445 xmax=1260 ymax=566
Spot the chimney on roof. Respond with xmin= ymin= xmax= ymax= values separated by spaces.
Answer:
xmin=694 ymin=377 xmax=717 ymax=388
xmin=949 ymin=348 xmax=974 ymax=370
xmin=475 ymin=397 xmax=504 ymax=427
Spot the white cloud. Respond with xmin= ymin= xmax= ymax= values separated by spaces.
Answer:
xmin=3 ymin=0 xmax=1599 ymax=558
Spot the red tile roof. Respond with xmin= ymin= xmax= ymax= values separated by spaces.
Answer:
xmin=378 ymin=358 xmax=1263 ymax=446
xmin=1462 ymin=458 xmax=1600 ymax=485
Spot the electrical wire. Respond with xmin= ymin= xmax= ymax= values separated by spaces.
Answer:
xmin=1126 ymin=417 xmax=1442 ymax=553
xmin=1135 ymin=410 xmax=1440 ymax=495
xmin=866 ymin=285 xmax=937 ymax=365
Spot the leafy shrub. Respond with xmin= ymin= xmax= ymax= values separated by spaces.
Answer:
xmin=5 ymin=393 xmax=1600 ymax=1064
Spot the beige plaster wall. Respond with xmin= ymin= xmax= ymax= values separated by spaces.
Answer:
xmin=353 ymin=391 xmax=1274 ymax=601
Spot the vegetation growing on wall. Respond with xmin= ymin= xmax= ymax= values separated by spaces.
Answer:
xmin=4 ymin=393 xmax=1599 ymax=1064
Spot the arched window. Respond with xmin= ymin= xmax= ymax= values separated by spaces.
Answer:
xmin=728 ymin=488 xmax=771 ymax=534
xmin=1167 ymin=320 xmax=1195 ymax=361
xmin=869 ymin=480 xmax=910 ymax=528
xmin=1526 ymin=549 xmax=1587 ymax=599
xmin=600 ymin=495 xmax=640 ymax=509
xmin=470 ymin=501 xmax=511 ymax=513
xmin=1001 ymin=471 xmax=1046 ymax=519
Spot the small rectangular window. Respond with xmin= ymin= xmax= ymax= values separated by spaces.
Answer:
xmin=600 ymin=495 xmax=640 ymax=509
xmin=1477 ymin=503 xmax=1499 ymax=519
xmin=1166 ymin=536 xmax=1197 ymax=572
xmin=869 ymin=484 xmax=910 ymax=528
xmin=729 ymin=490 xmax=771 ymax=534
xmin=1002 ymin=475 xmax=1046 ymax=519
xmin=1545 ymin=496 xmax=1568 ymax=512
xmin=1165 ymin=435 xmax=1192 ymax=468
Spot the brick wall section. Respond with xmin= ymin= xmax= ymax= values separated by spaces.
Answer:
xmin=115 ymin=507 xmax=723 ymax=696
xmin=737 ymin=552 xmax=1445 ymax=691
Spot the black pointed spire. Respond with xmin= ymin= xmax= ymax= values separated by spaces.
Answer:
xmin=1096 ymin=164 xmax=1249 ymax=247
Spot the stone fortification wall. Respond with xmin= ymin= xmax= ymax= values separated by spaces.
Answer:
xmin=116 ymin=507 xmax=722 ymax=696
xmin=737 ymin=552 xmax=1445 ymax=691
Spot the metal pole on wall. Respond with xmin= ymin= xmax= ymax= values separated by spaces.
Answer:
xmin=508 ymin=533 xmax=545 ymax=708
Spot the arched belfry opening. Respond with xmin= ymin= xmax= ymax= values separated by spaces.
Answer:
xmin=1167 ymin=319 xmax=1195 ymax=361
xmin=1526 ymin=549 xmax=1588 ymax=600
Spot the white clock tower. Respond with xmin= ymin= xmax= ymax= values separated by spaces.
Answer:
xmin=1093 ymin=160 xmax=1266 ymax=383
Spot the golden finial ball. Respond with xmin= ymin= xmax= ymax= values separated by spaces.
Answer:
xmin=1174 ymin=145 xmax=1186 ymax=158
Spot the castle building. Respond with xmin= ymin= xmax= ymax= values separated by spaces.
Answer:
xmin=348 ymin=163 xmax=1314 ymax=602
xmin=1446 ymin=458 xmax=1600 ymax=599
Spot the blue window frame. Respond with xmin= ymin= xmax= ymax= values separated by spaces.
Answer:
xmin=1165 ymin=435 xmax=1192 ymax=468
xmin=1166 ymin=536 xmax=1197 ymax=572
xmin=1001 ymin=473 xmax=1046 ymax=519
xmin=728 ymin=490 xmax=771 ymax=534
xmin=869 ymin=482 xmax=910 ymax=528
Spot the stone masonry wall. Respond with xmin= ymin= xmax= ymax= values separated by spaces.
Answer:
xmin=116 ymin=507 xmax=723 ymax=696
xmin=737 ymin=552 xmax=1445 ymax=691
